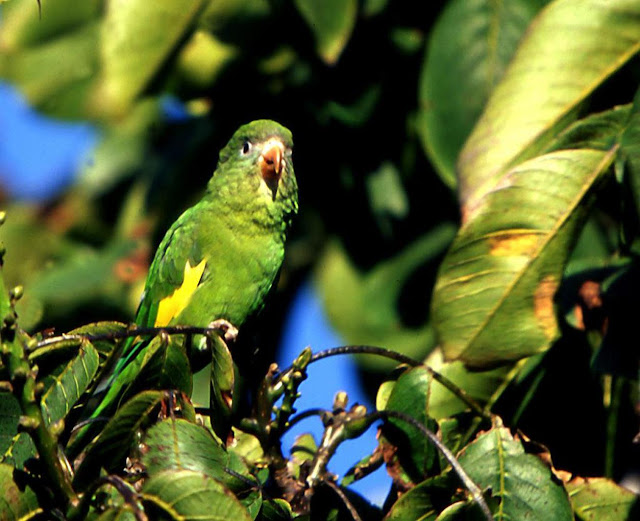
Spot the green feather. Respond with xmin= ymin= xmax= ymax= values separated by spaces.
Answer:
xmin=72 ymin=120 xmax=298 ymax=450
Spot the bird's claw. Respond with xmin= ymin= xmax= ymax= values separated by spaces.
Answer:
xmin=208 ymin=319 xmax=239 ymax=344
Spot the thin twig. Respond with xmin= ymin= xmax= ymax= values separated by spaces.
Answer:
xmin=374 ymin=410 xmax=494 ymax=521
xmin=278 ymin=345 xmax=489 ymax=420
xmin=323 ymin=479 xmax=363 ymax=521
xmin=34 ymin=324 xmax=226 ymax=349
xmin=283 ymin=408 xmax=326 ymax=434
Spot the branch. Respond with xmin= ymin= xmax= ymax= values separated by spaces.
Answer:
xmin=373 ymin=409 xmax=494 ymax=521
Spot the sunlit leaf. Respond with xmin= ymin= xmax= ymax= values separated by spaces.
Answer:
xmin=40 ymin=340 xmax=99 ymax=426
xmin=458 ymin=0 xmax=640 ymax=208
xmin=433 ymin=148 xmax=616 ymax=366
xmin=457 ymin=426 xmax=573 ymax=521
xmin=177 ymin=30 xmax=237 ymax=89
xmin=566 ymin=477 xmax=640 ymax=520
xmin=95 ymin=0 xmax=208 ymax=117
xmin=0 ymin=0 xmax=101 ymax=51
xmin=293 ymin=0 xmax=357 ymax=64
xmin=417 ymin=0 xmax=547 ymax=188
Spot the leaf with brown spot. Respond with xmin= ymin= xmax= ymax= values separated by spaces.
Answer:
xmin=533 ymin=276 xmax=559 ymax=341
xmin=566 ymin=477 xmax=640 ymax=520
xmin=433 ymin=148 xmax=616 ymax=367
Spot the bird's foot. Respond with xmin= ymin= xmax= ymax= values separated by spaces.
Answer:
xmin=208 ymin=319 xmax=239 ymax=345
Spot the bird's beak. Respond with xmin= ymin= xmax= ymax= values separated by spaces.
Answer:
xmin=259 ymin=139 xmax=285 ymax=186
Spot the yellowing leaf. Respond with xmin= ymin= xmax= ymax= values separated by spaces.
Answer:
xmin=433 ymin=148 xmax=616 ymax=367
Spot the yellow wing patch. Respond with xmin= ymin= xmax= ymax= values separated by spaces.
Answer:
xmin=155 ymin=259 xmax=207 ymax=327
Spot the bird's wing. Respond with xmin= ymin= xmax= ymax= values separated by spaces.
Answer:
xmin=136 ymin=206 xmax=208 ymax=328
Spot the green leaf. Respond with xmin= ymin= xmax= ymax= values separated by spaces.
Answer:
xmin=73 ymin=390 xmax=165 ymax=487
xmin=141 ymin=469 xmax=252 ymax=521
xmin=293 ymin=0 xmax=357 ymax=64
xmin=548 ymin=105 xmax=632 ymax=153
xmin=95 ymin=0 xmax=208 ymax=117
xmin=0 ymin=393 xmax=36 ymax=468
xmin=0 ymin=0 xmax=101 ymax=51
xmin=424 ymin=348 xmax=512 ymax=420
xmin=318 ymin=226 xmax=455 ymax=370
xmin=433 ymin=148 xmax=616 ymax=367
xmin=382 ymin=367 xmax=438 ymax=483
xmin=40 ymin=341 xmax=99 ymax=427
xmin=259 ymin=499 xmax=293 ymax=521
xmin=417 ymin=0 xmax=547 ymax=189
xmin=209 ymin=334 xmax=234 ymax=441
xmin=384 ymin=475 xmax=450 ymax=521
xmin=28 ymin=238 xmax=140 ymax=317
xmin=78 ymin=100 xmax=163 ymax=197
xmin=457 ymin=426 xmax=573 ymax=521
xmin=0 ymin=22 xmax=100 ymax=116
xmin=458 ymin=0 xmax=640 ymax=207
xmin=566 ymin=477 xmax=640 ymax=520
xmin=143 ymin=417 xmax=225 ymax=477
xmin=137 ymin=335 xmax=192 ymax=396
xmin=67 ymin=321 xmax=130 ymax=357
xmin=0 ymin=463 xmax=41 ymax=520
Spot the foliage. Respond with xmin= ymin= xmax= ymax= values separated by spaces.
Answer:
xmin=0 ymin=0 xmax=639 ymax=519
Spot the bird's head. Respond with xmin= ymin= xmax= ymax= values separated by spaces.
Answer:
xmin=212 ymin=120 xmax=298 ymax=225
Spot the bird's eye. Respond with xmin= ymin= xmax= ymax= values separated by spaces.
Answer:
xmin=241 ymin=141 xmax=251 ymax=155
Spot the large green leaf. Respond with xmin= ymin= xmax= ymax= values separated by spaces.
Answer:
xmin=141 ymin=469 xmax=252 ymax=521
xmin=418 ymin=0 xmax=547 ymax=188
xmin=95 ymin=0 xmax=208 ymax=117
xmin=293 ymin=0 xmax=357 ymax=64
xmin=566 ymin=477 xmax=640 ymax=520
xmin=143 ymin=418 xmax=261 ymax=517
xmin=143 ymin=418 xmax=227 ymax=480
xmin=458 ymin=0 xmax=640 ymax=208
xmin=433 ymin=148 xmax=616 ymax=366
xmin=40 ymin=340 xmax=99 ymax=427
xmin=382 ymin=367 xmax=438 ymax=484
xmin=457 ymin=426 xmax=573 ymax=520
xmin=0 ymin=0 xmax=101 ymax=50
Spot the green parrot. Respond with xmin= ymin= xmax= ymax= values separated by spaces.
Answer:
xmin=74 ymin=119 xmax=298 ymax=447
